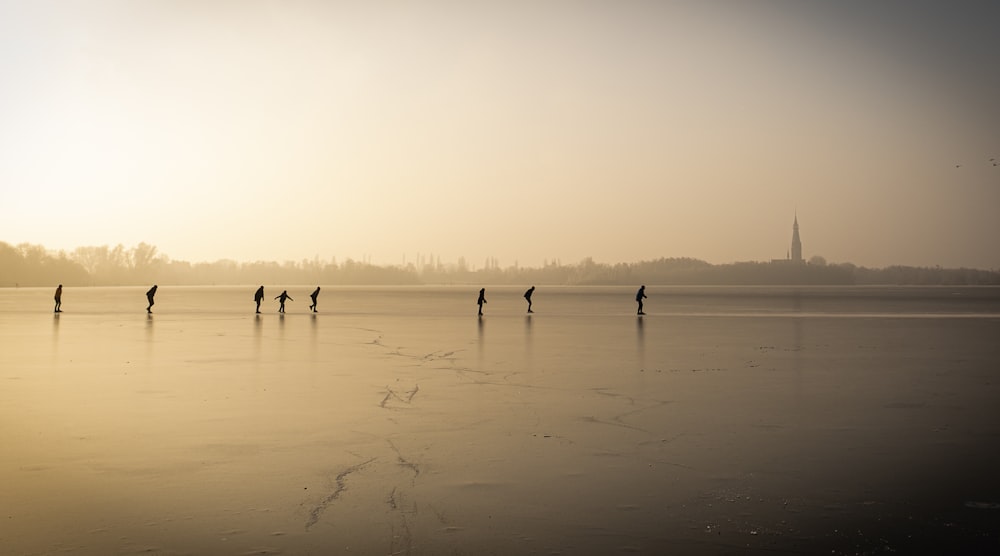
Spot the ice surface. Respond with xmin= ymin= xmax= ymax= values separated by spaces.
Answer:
xmin=2 ymin=285 xmax=999 ymax=554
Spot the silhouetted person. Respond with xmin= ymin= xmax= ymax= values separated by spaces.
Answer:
xmin=524 ymin=286 xmax=535 ymax=313
xmin=477 ymin=288 xmax=487 ymax=316
xmin=275 ymin=290 xmax=293 ymax=313
xmin=309 ymin=286 xmax=321 ymax=312
xmin=636 ymin=285 xmax=647 ymax=315
xmin=54 ymin=284 xmax=63 ymax=313
xmin=254 ymin=286 xmax=264 ymax=313
xmin=146 ymin=285 xmax=158 ymax=313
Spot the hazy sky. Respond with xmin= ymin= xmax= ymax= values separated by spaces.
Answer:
xmin=1 ymin=1 xmax=998 ymax=269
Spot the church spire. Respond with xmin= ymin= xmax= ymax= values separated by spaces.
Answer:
xmin=790 ymin=212 xmax=803 ymax=262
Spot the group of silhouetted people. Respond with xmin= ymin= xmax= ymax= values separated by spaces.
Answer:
xmin=50 ymin=284 xmax=322 ymax=315
xmin=50 ymin=284 xmax=651 ymax=316
xmin=475 ymin=285 xmax=648 ymax=316
xmin=259 ymin=286 xmax=320 ymax=314
xmin=476 ymin=286 xmax=534 ymax=317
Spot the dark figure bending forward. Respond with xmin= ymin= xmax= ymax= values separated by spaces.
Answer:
xmin=146 ymin=285 xmax=158 ymax=314
xmin=254 ymin=286 xmax=264 ymax=314
xmin=309 ymin=287 xmax=321 ymax=312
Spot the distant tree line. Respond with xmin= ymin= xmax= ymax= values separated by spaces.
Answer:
xmin=2 ymin=241 xmax=999 ymax=287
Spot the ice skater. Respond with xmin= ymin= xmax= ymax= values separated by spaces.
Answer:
xmin=254 ymin=286 xmax=264 ymax=313
xmin=275 ymin=290 xmax=293 ymax=313
xmin=54 ymin=284 xmax=62 ymax=313
xmin=636 ymin=285 xmax=647 ymax=315
xmin=477 ymin=287 xmax=487 ymax=316
xmin=308 ymin=286 xmax=321 ymax=312
xmin=524 ymin=286 xmax=535 ymax=313
xmin=146 ymin=284 xmax=158 ymax=313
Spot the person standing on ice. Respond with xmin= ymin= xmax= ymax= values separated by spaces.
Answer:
xmin=308 ymin=286 xmax=321 ymax=312
xmin=254 ymin=286 xmax=265 ymax=313
xmin=635 ymin=285 xmax=647 ymax=315
xmin=524 ymin=286 xmax=535 ymax=313
xmin=146 ymin=285 xmax=158 ymax=313
xmin=54 ymin=284 xmax=63 ymax=313
xmin=477 ymin=288 xmax=487 ymax=316
xmin=275 ymin=290 xmax=293 ymax=313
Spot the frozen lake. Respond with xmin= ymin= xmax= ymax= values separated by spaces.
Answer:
xmin=2 ymin=285 xmax=999 ymax=554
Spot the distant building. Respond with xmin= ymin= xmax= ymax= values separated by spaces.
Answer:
xmin=772 ymin=213 xmax=805 ymax=264
xmin=790 ymin=213 xmax=803 ymax=262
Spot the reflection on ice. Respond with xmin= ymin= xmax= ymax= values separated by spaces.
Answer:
xmin=636 ymin=315 xmax=645 ymax=369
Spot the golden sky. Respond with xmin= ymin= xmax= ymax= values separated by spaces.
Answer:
xmin=1 ymin=1 xmax=998 ymax=269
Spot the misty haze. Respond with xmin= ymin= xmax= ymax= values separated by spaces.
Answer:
xmin=3 ymin=239 xmax=999 ymax=289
